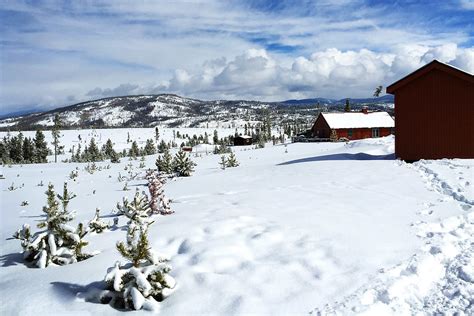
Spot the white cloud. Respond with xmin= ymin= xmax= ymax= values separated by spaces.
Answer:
xmin=0 ymin=1 xmax=473 ymax=114
xmin=92 ymin=43 xmax=470 ymax=102
xmin=460 ymin=0 xmax=474 ymax=10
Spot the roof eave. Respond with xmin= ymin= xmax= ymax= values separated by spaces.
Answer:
xmin=386 ymin=60 xmax=474 ymax=94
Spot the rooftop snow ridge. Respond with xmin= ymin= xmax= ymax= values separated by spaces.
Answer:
xmin=322 ymin=111 xmax=394 ymax=129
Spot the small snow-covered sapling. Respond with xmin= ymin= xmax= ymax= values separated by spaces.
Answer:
xmin=13 ymin=182 xmax=92 ymax=268
xmin=88 ymin=208 xmax=110 ymax=233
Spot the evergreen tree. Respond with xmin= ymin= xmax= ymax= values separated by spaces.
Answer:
xmin=144 ymin=139 xmax=156 ymax=155
xmin=158 ymin=139 xmax=168 ymax=153
xmin=226 ymin=152 xmax=239 ymax=168
xmin=88 ymin=208 xmax=109 ymax=233
xmin=9 ymin=133 xmax=23 ymax=163
xmin=213 ymin=130 xmax=219 ymax=144
xmin=219 ymin=155 xmax=226 ymax=170
xmin=344 ymin=99 xmax=351 ymax=112
xmin=52 ymin=114 xmax=62 ymax=163
xmin=103 ymin=139 xmax=115 ymax=159
xmin=86 ymin=137 xmax=102 ymax=161
xmin=22 ymin=137 xmax=34 ymax=163
xmin=13 ymin=183 xmax=91 ymax=268
xmin=154 ymin=127 xmax=160 ymax=142
xmin=129 ymin=141 xmax=140 ymax=158
xmin=374 ymin=85 xmax=383 ymax=97
xmin=0 ymin=139 xmax=9 ymax=164
xmin=155 ymin=148 xmax=173 ymax=174
xmin=173 ymin=150 xmax=196 ymax=177
xmin=34 ymin=130 xmax=48 ymax=163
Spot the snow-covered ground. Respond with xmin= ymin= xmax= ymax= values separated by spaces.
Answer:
xmin=0 ymin=127 xmax=264 ymax=155
xmin=0 ymin=131 xmax=472 ymax=315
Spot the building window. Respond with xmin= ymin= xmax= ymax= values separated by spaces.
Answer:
xmin=348 ymin=129 xmax=353 ymax=138
xmin=372 ymin=128 xmax=380 ymax=138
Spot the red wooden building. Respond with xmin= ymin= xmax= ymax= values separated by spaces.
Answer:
xmin=386 ymin=60 xmax=474 ymax=160
xmin=311 ymin=109 xmax=394 ymax=140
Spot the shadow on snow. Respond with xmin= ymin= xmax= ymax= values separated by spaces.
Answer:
xmin=278 ymin=152 xmax=395 ymax=165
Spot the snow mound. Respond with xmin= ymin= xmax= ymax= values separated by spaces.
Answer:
xmin=345 ymin=135 xmax=395 ymax=155
xmin=311 ymin=211 xmax=474 ymax=315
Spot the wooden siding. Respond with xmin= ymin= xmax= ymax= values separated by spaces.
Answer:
xmin=311 ymin=114 xmax=393 ymax=140
xmin=393 ymin=68 xmax=474 ymax=160
xmin=311 ymin=114 xmax=331 ymax=138
xmin=335 ymin=127 xmax=392 ymax=140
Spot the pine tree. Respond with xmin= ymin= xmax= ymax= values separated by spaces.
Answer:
xmin=103 ymin=139 xmax=115 ymax=158
xmin=14 ymin=183 xmax=91 ymax=268
xmin=154 ymin=127 xmax=160 ymax=142
xmin=34 ymin=130 xmax=48 ymax=163
xmin=173 ymin=150 xmax=196 ymax=177
xmin=226 ymin=152 xmax=239 ymax=168
xmin=344 ymin=99 xmax=351 ymax=112
xmin=374 ymin=85 xmax=383 ymax=97
xmin=22 ymin=137 xmax=35 ymax=163
xmin=157 ymin=139 xmax=168 ymax=153
xmin=116 ymin=190 xmax=152 ymax=227
xmin=9 ymin=133 xmax=23 ymax=163
xmin=88 ymin=208 xmax=110 ymax=233
xmin=144 ymin=139 xmax=156 ymax=155
xmin=52 ymin=114 xmax=62 ymax=163
xmin=102 ymin=189 xmax=175 ymax=310
xmin=219 ymin=155 xmax=226 ymax=170
xmin=213 ymin=130 xmax=218 ymax=144
xmin=129 ymin=141 xmax=140 ymax=158
xmin=56 ymin=182 xmax=77 ymax=212
xmin=86 ymin=137 xmax=102 ymax=161
xmin=0 ymin=139 xmax=9 ymax=164
xmin=155 ymin=148 xmax=173 ymax=174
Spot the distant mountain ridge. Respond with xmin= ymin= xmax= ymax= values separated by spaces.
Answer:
xmin=281 ymin=94 xmax=394 ymax=105
xmin=0 ymin=94 xmax=394 ymax=130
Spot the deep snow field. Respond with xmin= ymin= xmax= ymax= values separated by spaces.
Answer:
xmin=0 ymin=128 xmax=473 ymax=315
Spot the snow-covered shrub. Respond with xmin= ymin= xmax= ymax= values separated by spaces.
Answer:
xmin=219 ymin=155 xmax=226 ymax=170
xmin=8 ymin=182 xmax=17 ymax=191
xmin=85 ymin=162 xmax=98 ymax=174
xmin=88 ymin=208 xmax=110 ymax=233
xmin=123 ymin=182 xmax=129 ymax=191
xmin=69 ymin=169 xmax=79 ymax=180
xmin=146 ymin=170 xmax=173 ymax=215
xmin=226 ymin=152 xmax=239 ymax=168
xmin=172 ymin=150 xmax=196 ymax=177
xmin=116 ymin=190 xmax=152 ymax=226
xmin=100 ymin=220 xmax=175 ymax=310
xmin=13 ymin=182 xmax=92 ymax=268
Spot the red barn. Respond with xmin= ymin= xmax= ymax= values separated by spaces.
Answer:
xmin=311 ymin=110 xmax=394 ymax=140
xmin=386 ymin=60 xmax=474 ymax=160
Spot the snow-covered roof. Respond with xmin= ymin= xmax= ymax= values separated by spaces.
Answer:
xmin=236 ymin=135 xmax=252 ymax=139
xmin=321 ymin=112 xmax=394 ymax=129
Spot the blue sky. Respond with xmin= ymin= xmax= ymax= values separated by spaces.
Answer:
xmin=1 ymin=0 xmax=473 ymax=115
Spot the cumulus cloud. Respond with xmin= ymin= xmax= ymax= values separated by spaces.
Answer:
xmin=1 ymin=1 xmax=473 ymax=114
xmin=123 ymin=43 xmax=472 ymax=101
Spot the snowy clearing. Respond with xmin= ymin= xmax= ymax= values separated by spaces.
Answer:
xmin=0 ymin=131 xmax=472 ymax=315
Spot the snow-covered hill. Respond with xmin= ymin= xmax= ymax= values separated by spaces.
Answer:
xmin=0 ymin=94 xmax=282 ymax=130
xmin=0 ymin=94 xmax=394 ymax=130
xmin=0 ymin=131 xmax=471 ymax=315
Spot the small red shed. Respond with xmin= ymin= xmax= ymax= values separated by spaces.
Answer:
xmin=311 ymin=110 xmax=394 ymax=140
xmin=386 ymin=60 xmax=474 ymax=160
